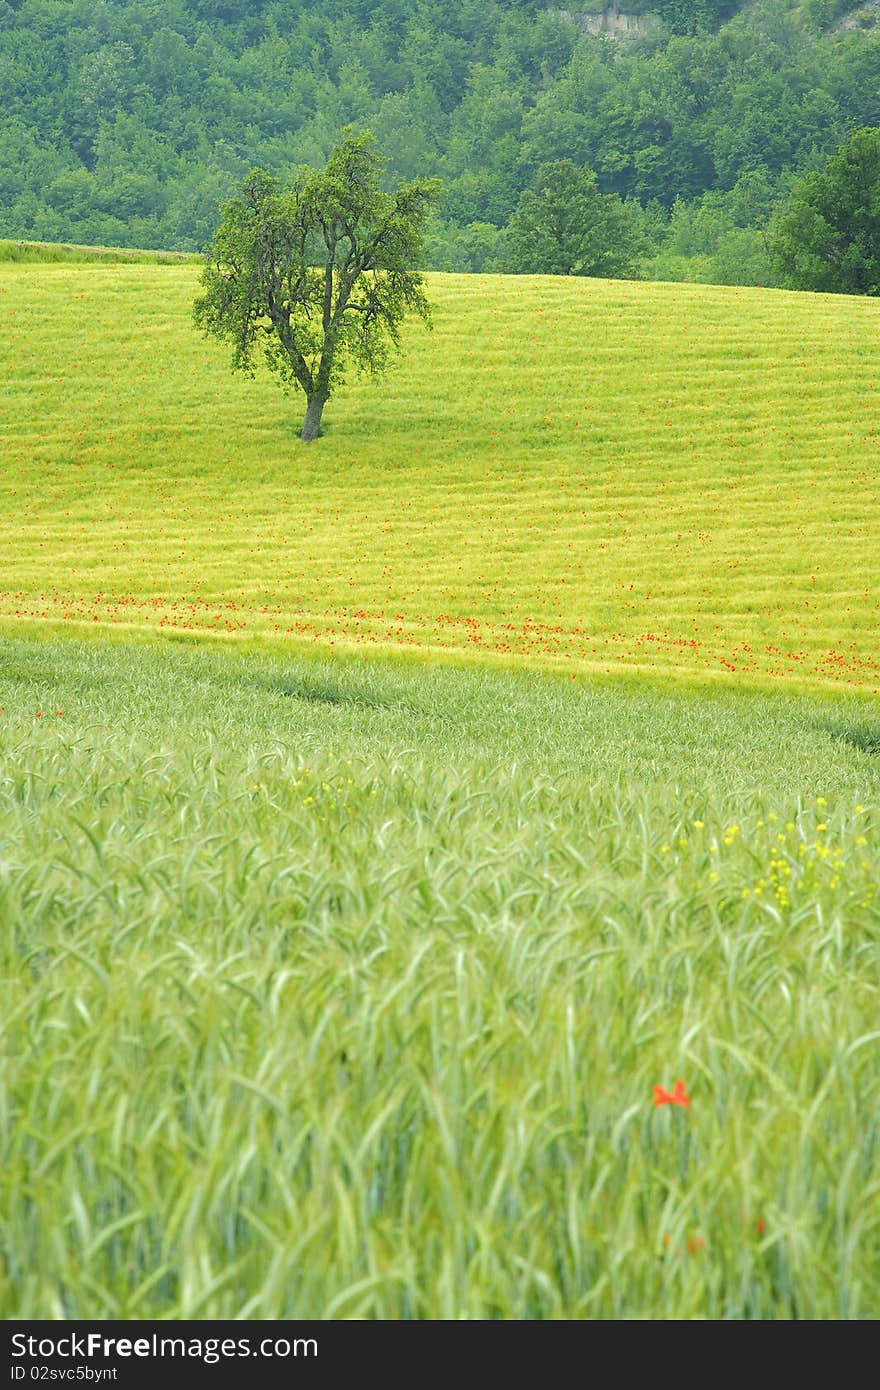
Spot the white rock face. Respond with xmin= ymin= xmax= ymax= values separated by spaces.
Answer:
xmin=562 ymin=3 xmax=663 ymax=39
xmin=833 ymin=1 xmax=880 ymax=33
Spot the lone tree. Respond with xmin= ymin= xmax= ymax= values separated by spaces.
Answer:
xmin=771 ymin=128 xmax=880 ymax=295
xmin=194 ymin=130 xmax=441 ymax=441
xmin=504 ymin=160 xmax=640 ymax=279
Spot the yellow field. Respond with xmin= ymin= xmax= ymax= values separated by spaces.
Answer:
xmin=2 ymin=264 xmax=879 ymax=690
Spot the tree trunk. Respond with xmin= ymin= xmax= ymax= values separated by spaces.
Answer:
xmin=301 ymin=393 xmax=327 ymax=442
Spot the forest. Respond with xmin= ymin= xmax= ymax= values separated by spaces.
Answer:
xmin=1 ymin=0 xmax=879 ymax=282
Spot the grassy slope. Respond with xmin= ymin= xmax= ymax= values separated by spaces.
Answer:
xmin=2 ymin=263 xmax=879 ymax=692
xmin=0 ymin=239 xmax=198 ymax=265
xmin=3 ymin=257 xmax=880 ymax=1319
xmin=1 ymin=634 xmax=878 ymax=1319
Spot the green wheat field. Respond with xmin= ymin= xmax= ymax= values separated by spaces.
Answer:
xmin=1 ymin=254 xmax=879 ymax=1318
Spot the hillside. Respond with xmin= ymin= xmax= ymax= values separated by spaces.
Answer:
xmin=4 ymin=0 xmax=880 ymax=1328
xmin=2 ymin=261 xmax=879 ymax=692
xmin=1 ymin=0 xmax=879 ymax=278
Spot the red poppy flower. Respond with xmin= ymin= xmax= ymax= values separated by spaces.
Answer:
xmin=653 ymin=1080 xmax=690 ymax=1108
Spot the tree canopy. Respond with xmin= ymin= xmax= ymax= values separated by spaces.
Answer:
xmin=505 ymin=160 xmax=641 ymax=278
xmin=193 ymin=130 xmax=440 ymax=439
xmin=2 ymin=1 xmax=880 ymax=285
xmin=771 ymin=128 xmax=880 ymax=295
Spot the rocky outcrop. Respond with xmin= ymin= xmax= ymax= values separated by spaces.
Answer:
xmin=559 ymin=4 xmax=663 ymax=39
xmin=832 ymin=0 xmax=880 ymax=32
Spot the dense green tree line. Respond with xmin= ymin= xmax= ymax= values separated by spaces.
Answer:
xmin=772 ymin=127 xmax=880 ymax=293
xmin=0 ymin=0 xmax=878 ymax=280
